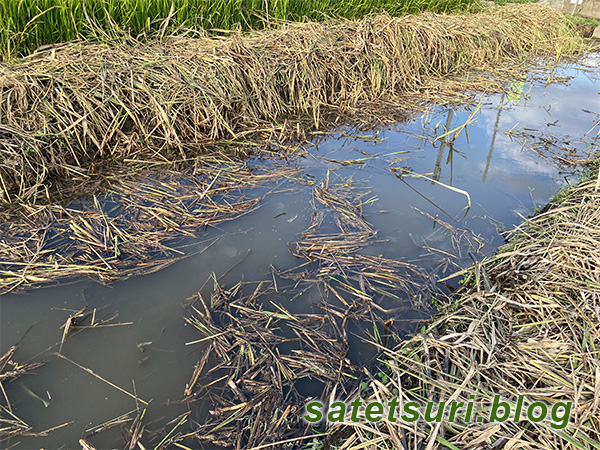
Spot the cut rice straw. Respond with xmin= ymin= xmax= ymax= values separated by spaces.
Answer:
xmin=0 ymin=3 xmax=588 ymax=204
xmin=329 ymin=168 xmax=600 ymax=449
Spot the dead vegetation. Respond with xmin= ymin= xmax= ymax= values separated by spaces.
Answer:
xmin=177 ymin=174 xmax=439 ymax=449
xmin=0 ymin=158 xmax=294 ymax=293
xmin=0 ymin=345 xmax=45 ymax=439
xmin=0 ymin=3 xmax=597 ymax=449
xmin=0 ymin=2 xmax=591 ymax=293
xmin=0 ymin=3 xmax=587 ymax=205
xmin=182 ymin=283 xmax=359 ymax=449
xmin=327 ymin=169 xmax=600 ymax=449
xmin=284 ymin=176 xmax=436 ymax=318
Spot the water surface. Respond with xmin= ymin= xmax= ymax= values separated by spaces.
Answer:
xmin=1 ymin=55 xmax=599 ymax=449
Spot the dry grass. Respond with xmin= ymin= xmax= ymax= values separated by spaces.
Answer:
xmin=0 ymin=3 xmax=587 ymax=204
xmin=182 ymin=282 xmax=359 ymax=449
xmin=328 ymin=169 xmax=600 ymax=449
xmin=0 ymin=159 xmax=294 ymax=293
xmin=0 ymin=5 xmax=596 ymax=446
xmin=0 ymin=0 xmax=480 ymax=61
xmin=179 ymin=174 xmax=441 ymax=449
xmin=286 ymin=175 xmax=435 ymax=313
xmin=0 ymin=2 xmax=590 ymax=293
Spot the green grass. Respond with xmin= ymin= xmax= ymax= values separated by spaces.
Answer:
xmin=0 ymin=0 xmax=479 ymax=60
xmin=566 ymin=14 xmax=599 ymax=28
xmin=494 ymin=0 xmax=538 ymax=5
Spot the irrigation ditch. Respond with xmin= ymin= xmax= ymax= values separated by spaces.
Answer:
xmin=0 ymin=2 xmax=599 ymax=450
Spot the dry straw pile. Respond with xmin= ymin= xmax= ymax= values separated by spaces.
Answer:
xmin=332 ymin=172 xmax=600 ymax=449
xmin=0 ymin=3 xmax=585 ymax=204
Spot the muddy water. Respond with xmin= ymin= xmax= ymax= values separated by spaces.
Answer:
xmin=1 ymin=55 xmax=599 ymax=449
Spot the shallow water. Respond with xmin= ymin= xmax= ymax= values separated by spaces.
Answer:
xmin=1 ymin=55 xmax=599 ymax=449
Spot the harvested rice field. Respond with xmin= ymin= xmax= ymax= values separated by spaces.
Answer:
xmin=0 ymin=3 xmax=599 ymax=450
